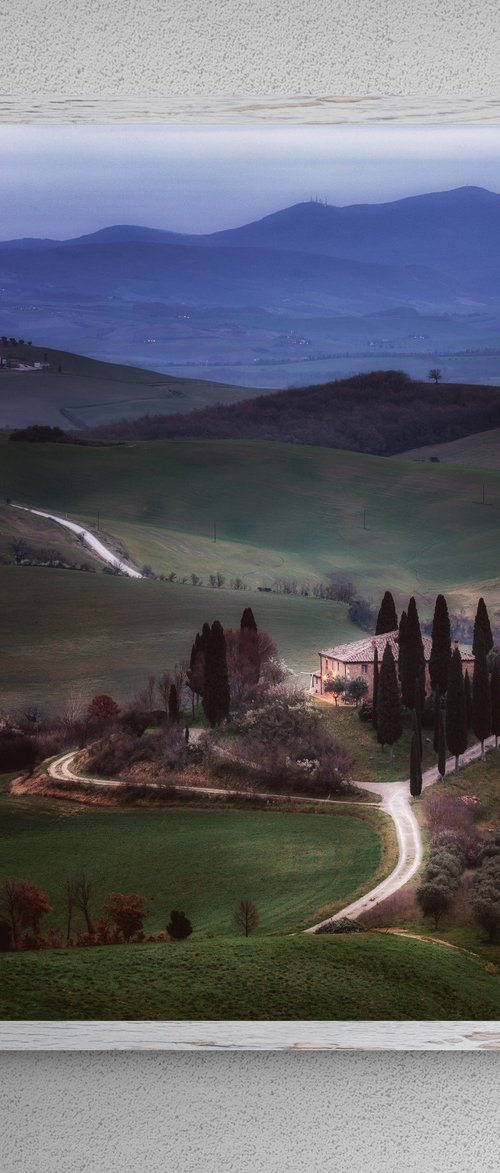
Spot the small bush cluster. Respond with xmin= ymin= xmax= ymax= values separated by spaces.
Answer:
xmin=3 ymin=537 xmax=95 ymax=573
xmin=416 ymin=845 xmax=465 ymax=928
xmin=472 ymin=833 xmax=500 ymax=941
xmin=424 ymin=793 xmax=483 ymax=866
xmin=233 ymin=686 xmax=354 ymax=796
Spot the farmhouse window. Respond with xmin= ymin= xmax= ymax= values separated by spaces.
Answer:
xmin=361 ymin=663 xmax=368 ymax=674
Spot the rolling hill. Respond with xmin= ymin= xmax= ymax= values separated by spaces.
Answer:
xmin=0 ymin=343 xmax=264 ymax=430
xmin=90 ymin=370 xmax=500 ymax=457
xmin=4 ymin=434 xmax=500 ymax=612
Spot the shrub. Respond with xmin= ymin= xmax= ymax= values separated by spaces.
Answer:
xmin=424 ymin=792 xmax=484 ymax=866
xmin=87 ymin=733 xmax=162 ymax=777
xmin=0 ymin=730 xmax=38 ymax=774
xmin=167 ymin=910 xmax=193 ymax=940
xmin=416 ymin=841 xmax=465 ymax=928
xmin=358 ymin=701 xmax=374 ymax=723
xmin=234 ymin=690 xmax=354 ymax=794
xmin=416 ymin=880 xmax=456 ymax=928
xmin=472 ymin=858 xmax=500 ymax=941
xmin=104 ymin=892 xmax=149 ymax=943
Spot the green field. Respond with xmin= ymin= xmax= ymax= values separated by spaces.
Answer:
xmin=0 ymin=792 xmax=384 ymax=936
xmin=0 ymin=565 xmax=354 ymax=709
xmin=4 ymin=435 xmax=500 ymax=615
xmin=0 ymin=343 xmax=262 ymax=430
xmin=1 ymin=933 xmax=499 ymax=1019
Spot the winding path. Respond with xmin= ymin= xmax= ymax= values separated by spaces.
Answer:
xmin=309 ymin=733 xmax=498 ymax=932
xmin=11 ymin=504 xmax=143 ymax=579
xmin=14 ymin=502 xmax=497 ymax=929
xmin=47 ymin=734 xmax=499 ymax=934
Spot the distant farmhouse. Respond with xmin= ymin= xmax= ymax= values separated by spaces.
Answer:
xmin=0 ymin=356 xmax=49 ymax=371
xmin=311 ymin=630 xmax=474 ymax=702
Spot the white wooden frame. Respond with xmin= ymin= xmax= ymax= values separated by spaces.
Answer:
xmin=1 ymin=95 xmax=500 ymax=1049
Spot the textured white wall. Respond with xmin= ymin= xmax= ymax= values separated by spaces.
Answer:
xmin=1 ymin=0 xmax=500 ymax=95
xmin=2 ymin=2 xmax=500 ymax=1169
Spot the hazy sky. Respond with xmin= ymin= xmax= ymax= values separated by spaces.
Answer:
xmin=2 ymin=123 xmax=500 ymax=239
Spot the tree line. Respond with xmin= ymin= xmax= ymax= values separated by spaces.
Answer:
xmin=87 ymin=369 xmax=500 ymax=457
xmin=367 ymin=590 xmax=500 ymax=788
xmin=0 ymin=873 xmax=261 ymax=952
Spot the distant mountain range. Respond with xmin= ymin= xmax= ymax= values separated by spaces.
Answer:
xmin=2 ymin=187 xmax=500 ymax=392
xmin=1 ymin=186 xmax=499 ymax=308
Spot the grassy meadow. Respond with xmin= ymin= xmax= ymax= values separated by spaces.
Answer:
xmin=0 ymin=564 xmax=355 ymax=709
xmin=0 ymin=790 xmax=385 ymax=936
xmin=0 ymin=343 xmax=262 ymax=430
xmin=1 ymin=932 xmax=499 ymax=1020
xmin=3 ymin=435 xmax=500 ymax=614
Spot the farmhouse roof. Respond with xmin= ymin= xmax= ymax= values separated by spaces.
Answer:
xmin=320 ymin=630 xmax=474 ymax=664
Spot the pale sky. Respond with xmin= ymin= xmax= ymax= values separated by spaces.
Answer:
xmin=1 ymin=123 xmax=500 ymax=239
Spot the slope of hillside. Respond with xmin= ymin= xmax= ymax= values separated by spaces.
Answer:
xmin=4 ymin=435 xmax=500 ymax=613
xmin=0 ymin=239 xmax=456 ymax=311
xmin=0 ymin=343 xmax=263 ymax=429
xmin=2 ymin=934 xmax=500 ymax=1020
xmin=0 ymin=564 xmax=354 ymax=709
xmin=90 ymin=370 xmax=500 ymax=457
xmin=399 ymin=427 xmax=500 ymax=470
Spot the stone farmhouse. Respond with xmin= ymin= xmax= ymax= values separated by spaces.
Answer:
xmin=310 ymin=630 xmax=475 ymax=702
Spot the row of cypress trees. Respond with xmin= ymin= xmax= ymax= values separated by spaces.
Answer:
xmin=371 ymin=589 xmax=500 ymax=787
xmin=188 ymin=607 xmax=258 ymax=728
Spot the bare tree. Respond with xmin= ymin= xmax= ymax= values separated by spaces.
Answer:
xmin=157 ymin=671 xmax=172 ymax=713
xmin=10 ymin=538 xmax=30 ymax=564
xmin=173 ymin=661 xmax=188 ymax=705
xmin=64 ymin=876 xmax=78 ymax=945
xmin=233 ymin=897 xmax=259 ymax=938
xmin=428 ymin=368 xmax=443 ymax=384
xmin=1 ymin=880 xmax=20 ymax=949
xmin=73 ymin=873 xmax=94 ymax=935
xmin=134 ymin=675 xmax=156 ymax=714
xmin=59 ymin=688 xmax=87 ymax=729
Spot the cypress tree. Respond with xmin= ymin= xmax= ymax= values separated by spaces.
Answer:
xmin=409 ymin=731 xmax=422 ymax=797
xmin=372 ymin=646 xmax=379 ymax=730
xmin=400 ymin=597 xmax=425 ymax=709
xmin=413 ymin=680 xmax=422 ymax=760
xmin=168 ymin=684 xmax=179 ymax=724
xmin=188 ymin=626 xmax=210 ymax=715
xmin=464 ymin=669 xmax=472 ymax=730
xmin=446 ymin=647 xmax=468 ymax=773
xmin=413 ymin=678 xmax=423 ymax=761
xmin=239 ymin=607 xmax=260 ymax=685
xmin=472 ymin=628 xmax=491 ymax=759
xmin=433 ymin=688 xmax=441 ymax=754
xmin=429 ymin=594 xmax=451 ymax=695
xmin=240 ymin=607 xmax=257 ymax=631
xmin=377 ymin=644 xmax=403 ymax=763
xmin=490 ymin=665 xmax=500 ymax=750
xmin=473 ymin=597 xmax=493 ymax=656
xmin=437 ymin=707 xmax=447 ymax=779
xmin=203 ymin=620 xmax=230 ymax=728
xmin=375 ymin=591 xmax=398 ymax=635
xmin=397 ymin=610 xmax=408 ymax=684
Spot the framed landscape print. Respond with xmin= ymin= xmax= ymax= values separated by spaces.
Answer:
xmin=2 ymin=97 xmax=500 ymax=1050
